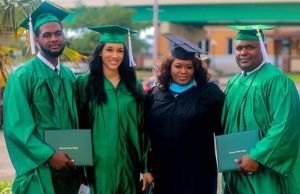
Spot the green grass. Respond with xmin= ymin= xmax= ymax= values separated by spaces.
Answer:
xmin=0 ymin=180 xmax=12 ymax=194
xmin=287 ymin=73 xmax=300 ymax=83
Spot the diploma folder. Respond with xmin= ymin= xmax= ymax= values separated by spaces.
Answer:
xmin=44 ymin=129 xmax=93 ymax=166
xmin=215 ymin=130 xmax=259 ymax=172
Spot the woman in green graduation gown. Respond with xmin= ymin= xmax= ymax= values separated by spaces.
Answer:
xmin=76 ymin=25 xmax=153 ymax=194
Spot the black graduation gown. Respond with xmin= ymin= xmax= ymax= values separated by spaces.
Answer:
xmin=145 ymin=83 xmax=224 ymax=194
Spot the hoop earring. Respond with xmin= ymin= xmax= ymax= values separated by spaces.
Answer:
xmin=169 ymin=78 xmax=173 ymax=86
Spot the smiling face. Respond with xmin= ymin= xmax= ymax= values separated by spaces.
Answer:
xmin=35 ymin=22 xmax=65 ymax=58
xmin=170 ymin=58 xmax=194 ymax=86
xmin=235 ymin=40 xmax=263 ymax=72
xmin=101 ymin=43 xmax=125 ymax=74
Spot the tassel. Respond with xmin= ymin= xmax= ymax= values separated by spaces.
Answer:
xmin=255 ymin=26 xmax=269 ymax=63
xmin=29 ymin=14 xmax=36 ymax=55
xmin=127 ymin=30 xmax=136 ymax=67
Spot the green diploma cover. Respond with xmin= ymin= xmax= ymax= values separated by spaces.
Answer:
xmin=44 ymin=129 xmax=93 ymax=166
xmin=215 ymin=130 xmax=259 ymax=172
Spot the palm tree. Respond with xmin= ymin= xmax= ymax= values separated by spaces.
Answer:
xmin=0 ymin=0 xmax=88 ymax=88
xmin=0 ymin=0 xmax=41 ymax=87
xmin=0 ymin=0 xmax=41 ymax=33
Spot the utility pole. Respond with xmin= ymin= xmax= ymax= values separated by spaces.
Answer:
xmin=153 ymin=0 xmax=159 ymax=73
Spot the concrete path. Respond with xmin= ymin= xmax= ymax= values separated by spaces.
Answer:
xmin=0 ymin=130 xmax=15 ymax=181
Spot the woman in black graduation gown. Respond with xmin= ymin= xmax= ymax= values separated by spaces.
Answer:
xmin=145 ymin=35 xmax=225 ymax=194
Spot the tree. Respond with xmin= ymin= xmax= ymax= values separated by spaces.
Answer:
xmin=0 ymin=0 xmax=88 ymax=87
xmin=0 ymin=0 xmax=41 ymax=33
xmin=0 ymin=0 xmax=41 ymax=87
xmin=65 ymin=5 xmax=151 ymax=54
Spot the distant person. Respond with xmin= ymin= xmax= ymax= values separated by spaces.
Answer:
xmin=145 ymin=34 xmax=224 ymax=194
xmin=222 ymin=25 xmax=300 ymax=194
xmin=3 ymin=1 xmax=80 ymax=193
xmin=76 ymin=25 xmax=153 ymax=194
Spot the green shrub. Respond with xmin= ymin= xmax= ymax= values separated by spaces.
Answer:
xmin=0 ymin=181 xmax=12 ymax=194
xmin=287 ymin=73 xmax=300 ymax=83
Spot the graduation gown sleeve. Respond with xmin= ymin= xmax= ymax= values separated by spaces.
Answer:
xmin=249 ymin=74 xmax=300 ymax=175
xmin=4 ymin=67 xmax=54 ymax=176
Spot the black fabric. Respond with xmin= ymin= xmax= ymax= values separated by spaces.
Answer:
xmin=163 ymin=34 xmax=206 ymax=60
xmin=145 ymin=83 xmax=225 ymax=194
xmin=171 ymin=47 xmax=195 ymax=60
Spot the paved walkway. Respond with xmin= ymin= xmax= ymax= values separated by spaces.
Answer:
xmin=0 ymin=130 xmax=15 ymax=181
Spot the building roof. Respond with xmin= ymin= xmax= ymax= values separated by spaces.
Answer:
xmin=52 ymin=0 xmax=300 ymax=8
xmin=131 ymin=2 xmax=300 ymax=25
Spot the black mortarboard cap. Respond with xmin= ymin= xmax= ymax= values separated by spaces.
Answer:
xmin=163 ymin=34 xmax=205 ymax=60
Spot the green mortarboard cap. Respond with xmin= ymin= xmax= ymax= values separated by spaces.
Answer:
xmin=228 ymin=25 xmax=274 ymax=41
xmin=19 ymin=0 xmax=69 ymax=31
xmin=88 ymin=25 xmax=138 ymax=44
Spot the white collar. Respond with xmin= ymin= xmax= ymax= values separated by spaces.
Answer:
xmin=241 ymin=61 xmax=265 ymax=77
xmin=37 ymin=52 xmax=60 ymax=74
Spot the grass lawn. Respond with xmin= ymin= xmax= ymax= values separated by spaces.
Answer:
xmin=287 ymin=73 xmax=300 ymax=83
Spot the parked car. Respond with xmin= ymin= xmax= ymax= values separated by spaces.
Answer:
xmin=142 ymin=76 xmax=156 ymax=94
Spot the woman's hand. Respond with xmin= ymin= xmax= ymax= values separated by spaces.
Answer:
xmin=142 ymin=173 xmax=155 ymax=191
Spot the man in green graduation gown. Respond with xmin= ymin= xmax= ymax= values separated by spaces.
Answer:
xmin=222 ymin=25 xmax=300 ymax=194
xmin=3 ymin=1 xmax=79 ymax=194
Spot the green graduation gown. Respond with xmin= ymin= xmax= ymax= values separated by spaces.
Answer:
xmin=76 ymin=74 xmax=147 ymax=194
xmin=222 ymin=63 xmax=300 ymax=194
xmin=4 ymin=57 xmax=79 ymax=194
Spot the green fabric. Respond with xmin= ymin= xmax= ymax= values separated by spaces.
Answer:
xmin=33 ymin=13 xmax=60 ymax=31
xmin=3 ymin=57 xmax=79 ymax=194
xmin=228 ymin=25 xmax=274 ymax=41
xmin=77 ymin=74 xmax=148 ymax=194
xmin=235 ymin=30 xmax=264 ymax=41
xmin=19 ymin=1 xmax=68 ymax=30
xmin=88 ymin=25 xmax=137 ymax=44
xmin=222 ymin=63 xmax=300 ymax=194
xmin=99 ymin=33 xmax=126 ymax=44
xmin=228 ymin=25 xmax=274 ymax=31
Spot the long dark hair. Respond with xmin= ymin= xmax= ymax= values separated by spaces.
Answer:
xmin=86 ymin=43 xmax=144 ymax=105
xmin=157 ymin=55 xmax=210 ymax=89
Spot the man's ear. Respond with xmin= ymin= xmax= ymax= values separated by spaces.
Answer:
xmin=34 ymin=37 xmax=40 ymax=49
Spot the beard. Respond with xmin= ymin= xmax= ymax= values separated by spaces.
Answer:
xmin=39 ymin=44 xmax=65 ymax=58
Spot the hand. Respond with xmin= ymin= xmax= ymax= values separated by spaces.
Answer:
xmin=142 ymin=173 xmax=154 ymax=192
xmin=235 ymin=154 xmax=259 ymax=174
xmin=48 ymin=151 xmax=75 ymax=170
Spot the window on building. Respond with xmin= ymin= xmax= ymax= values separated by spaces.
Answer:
xmin=199 ymin=39 xmax=210 ymax=53
xmin=297 ymin=40 xmax=300 ymax=55
xmin=228 ymin=38 xmax=233 ymax=54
